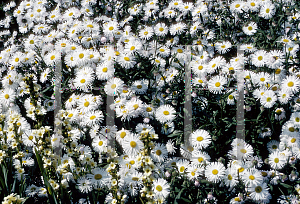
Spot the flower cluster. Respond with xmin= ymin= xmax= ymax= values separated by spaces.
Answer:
xmin=1 ymin=0 xmax=300 ymax=203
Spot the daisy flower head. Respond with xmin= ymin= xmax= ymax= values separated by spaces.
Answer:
xmin=274 ymin=108 xmax=285 ymax=121
xmin=87 ymin=168 xmax=110 ymax=188
xmin=223 ymin=167 xmax=238 ymax=188
xmin=166 ymin=139 xmax=177 ymax=155
xmin=251 ymin=50 xmax=268 ymax=67
xmin=131 ymin=80 xmax=148 ymax=94
xmin=241 ymin=43 xmax=257 ymax=53
xmin=77 ymin=94 xmax=99 ymax=113
xmin=122 ymin=133 xmax=143 ymax=156
xmin=207 ymin=75 xmax=227 ymax=94
xmin=104 ymin=77 xmax=124 ymax=96
xmin=268 ymin=151 xmax=286 ymax=170
xmin=247 ymin=0 xmax=260 ymax=12
xmin=205 ymin=162 xmax=226 ymax=183
xmin=154 ymin=23 xmax=168 ymax=37
xmin=96 ymin=61 xmax=114 ymax=81
xmin=151 ymin=143 xmax=168 ymax=162
xmin=215 ymin=41 xmax=232 ymax=54
xmin=176 ymin=159 xmax=190 ymax=174
xmin=0 ymin=88 xmax=16 ymax=107
xmin=190 ymin=129 xmax=211 ymax=150
xmin=206 ymin=56 xmax=226 ymax=74
xmin=248 ymin=183 xmax=271 ymax=202
xmin=83 ymin=110 xmax=104 ymax=127
xmin=191 ymin=150 xmax=211 ymax=166
xmin=77 ymin=177 xmax=93 ymax=193
xmin=243 ymin=22 xmax=258 ymax=36
xmin=92 ymin=135 xmax=107 ymax=154
xmin=259 ymin=2 xmax=276 ymax=19
xmin=277 ymin=88 xmax=291 ymax=104
xmin=73 ymin=67 xmax=95 ymax=91
xmin=169 ymin=22 xmax=187 ymax=36
xmin=242 ymin=168 xmax=264 ymax=187
xmin=155 ymin=104 xmax=176 ymax=123
xmin=139 ymin=26 xmax=154 ymax=40
xmin=153 ymin=178 xmax=170 ymax=199
xmin=280 ymin=75 xmax=300 ymax=94
xmin=117 ymin=52 xmax=136 ymax=69
xmin=74 ymin=49 xmax=89 ymax=66
xmin=230 ymin=1 xmax=245 ymax=14
xmin=103 ymin=20 xmax=119 ymax=37
xmin=260 ymin=90 xmax=277 ymax=108
xmin=290 ymin=112 xmax=300 ymax=127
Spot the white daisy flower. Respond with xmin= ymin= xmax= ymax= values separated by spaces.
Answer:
xmin=215 ymin=41 xmax=232 ymax=54
xmin=251 ymin=50 xmax=268 ymax=67
xmin=122 ymin=133 xmax=143 ymax=156
xmin=169 ymin=22 xmax=187 ymax=36
xmin=191 ymin=150 xmax=211 ymax=166
xmin=205 ymin=162 xmax=226 ymax=183
xmin=151 ymin=143 xmax=168 ymax=162
xmin=260 ymin=90 xmax=277 ymax=108
xmin=117 ymin=53 xmax=136 ymax=69
xmin=190 ymin=129 xmax=211 ymax=149
xmin=154 ymin=23 xmax=168 ymax=37
xmin=259 ymin=2 xmax=276 ymax=19
xmin=73 ymin=67 xmax=95 ymax=91
xmin=281 ymin=75 xmax=300 ymax=94
xmin=152 ymin=178 xmax=170 ymax=199
xmin=242 ymin=22 xmax=258 ymax=36
xmin=77 ymin=177 xmax=93 ymax=193
xmin=207 ymin=75 xmax=227 ymax=94
xmin=268 ymin=151 xmax=286 ymax=169
xmin=155 ymin=104 xmax=176 ymax=123
xmin=83 ymin=110 xmax=104 ymax=127
xmin=248 ymin=183 xmax=271 ymax=202
xmin=104 ymin=77 xmax=124 ymax=96
xmin=242 ymin=168 xmax=263 ymax=187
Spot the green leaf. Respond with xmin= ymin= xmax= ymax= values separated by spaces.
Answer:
xmin=181 ymin=198 xmax=192 ymax=203
xmin=280 ymin=183 xmax=293 ymax=189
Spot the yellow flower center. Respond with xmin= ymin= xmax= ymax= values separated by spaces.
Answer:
xmin=111 ymin=84 xmax=116 ymax=89
xmin=79 ymin=53 xmax=84 ymax=59
xmin=212 ymin=169 xmax=218 ymax=175
xmin=4 ymin=94 xmax=9 ymax=99
xmin=94 ymin=174 xmax=102 ymax=180
xmin=291 ymin=138 xmax=296 ymax=143
xmin=258 ymin=56 xmax=263 ymax=61
xmin=266 ymin=8 xmax=270 ymax=13
xmin=84 ymin=101 xmax=89 ymax=107
xmin=156 ymin=185 xmax=162 ymax=191
xmin=235 ymin=4 xmax=240 ymax=8
xmin=266 ymin=97 xmax=272 ymax=102
xmin=90 ymin=115 xmax=96 ymax=120
xmin=289 ymin=127 xmax=295 ymax=132
xmin=180 ymin=166 xmax=185 ymax=172
xmin=177 ymin=49 xmax=183 ymax=53
xmin=228 ymin=174 xmax=232 ymax=180
xmin=124 ymin=57 xmax=130 ymax=61
xmin=80 ymin=79 xmax=85 ymax=83
xmin=156 ymin=150 xmax=162 ymax=155
xmin=130 ymin=141 xmax=137 ymax=148
xmin=120 ymin=132 xmax=126 ymax=138
xmin=198 ymin=65 xmax=203 ymax=70
xmin=288 ymin=81 xmax=294 ymax=87
xmin=274 ymin=158 xmax=279 ymax=163
xmin=163 ymin=111 xmax=170 ymax=115
xmin=197 ymin=136 xmax=203 ymax=141
xmin=98 ymin=141 xmax=103 ymax=146
xmin=249 ymin=175 xmax=255 ymax=180
xmin=215 ymin=82 xmax=221 ymax=87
